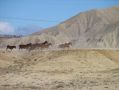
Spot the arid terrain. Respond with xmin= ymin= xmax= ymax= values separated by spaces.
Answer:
xmin=0 ymin=49 xmax=119 ymax=90
xmin=0 ymin=6 xmax=119 ymax=90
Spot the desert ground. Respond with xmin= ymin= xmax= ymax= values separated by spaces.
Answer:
xmin=0 ymin=49 xmax=119 ymax=90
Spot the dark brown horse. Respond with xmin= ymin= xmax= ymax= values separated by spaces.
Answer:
xmin=59 ymin=42 xmax=72 ymax=48
xmin=19 ymin=43 xmax=32 ymax=50
xmin=6 ymin=45 xmax=16 ymax=51
xmin=29 ymin=41 xmax=52 ymax=50
xmin=42 ymin=41 xmax=48 ymax=45
xmin=40 ymin=43 xmax=52 ymax=49
xmin=29 ymin=43 xmax=42 ymax=50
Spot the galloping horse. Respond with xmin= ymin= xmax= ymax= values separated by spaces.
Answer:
xmin=59 ymin=42 xmax=72 ymax=48
xmin=40 ymin=43 xmax=52 ymax=49
xmin=19 ymin=43 xmax=32 ymax=50
xmin=42 ymin=41 xmax=48 ymax=45
xmin=29 ymin=41 xmax=52 ymax=50
xmin=6 ymin=45 xmax=16 ymax=51
xmin=29 ymin=43 xmax=42 ymax=50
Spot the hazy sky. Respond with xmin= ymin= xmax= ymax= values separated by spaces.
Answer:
xmin=0 ymin=0 xmax=119 ymax=35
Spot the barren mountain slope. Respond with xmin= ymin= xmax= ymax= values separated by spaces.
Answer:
xmin=1 ymin=6 xmax=119 ymax=48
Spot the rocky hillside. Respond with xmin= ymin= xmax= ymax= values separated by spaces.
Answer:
xmin=1 ymin=6 xmax=119 ymax=48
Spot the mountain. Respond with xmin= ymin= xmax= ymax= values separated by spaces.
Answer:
xmin=0 ymin=34 xmax=22 ymax=38
xmin=1 ymin=6 xmax=119 ymax=48
xmin=16 ymin=25 xmax=43 ymax=35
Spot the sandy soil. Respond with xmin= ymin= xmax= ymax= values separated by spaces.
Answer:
xmin=0 ymin=49 xmax=119 ymax=90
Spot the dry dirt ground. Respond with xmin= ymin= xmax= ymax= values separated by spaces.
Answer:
xmin=0 ymin=49 xmax=119 ymax=90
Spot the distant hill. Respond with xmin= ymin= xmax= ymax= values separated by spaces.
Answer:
xmin=1 ymin=6 xmax=119 ymax=48
xmin=0 ymin=34 xmax=22 ymax=38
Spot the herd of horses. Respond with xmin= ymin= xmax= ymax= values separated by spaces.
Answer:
xmin=6 ymin=41 xmax=72 ymax=51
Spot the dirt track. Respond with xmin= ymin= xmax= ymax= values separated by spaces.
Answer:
xmin=0 ymin=49 xmax=119 ymax=90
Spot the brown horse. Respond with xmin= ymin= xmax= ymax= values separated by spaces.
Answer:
xmin=29 ymin=43 xmax=42 ymax=50
xmin=29 ymin=41 xmax=52 ymax=51
xmin=6 ymin=45 xmax=16 ymax=51
xmin=59 ymin=42 xmax=72 ymax=48
xmin=19 ymin=43 xmax=32 ymax=50
xmin=42 ymin=41 xmax=48 ymax=45
xmin=40 ymin=43 xmax=52 ymax=49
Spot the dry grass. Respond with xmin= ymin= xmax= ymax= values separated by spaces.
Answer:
xmin=0 ymin=49 xmax=119 ymax=90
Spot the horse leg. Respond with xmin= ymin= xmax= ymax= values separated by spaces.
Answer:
xmin=19 ymin=47 xmax=21 ymax=51
xmin=6 ymin=48 xmax=8 ymax=51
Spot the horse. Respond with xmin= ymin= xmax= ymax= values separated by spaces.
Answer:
xmin=30 ymin=41 xmax=49 ymax=48
xmin=29 ymin=42 xmax=52 ymax=51
xmin=59 ymin=42 xmax=72 ymax=48
xmin=6 ymin=45 xmax=16 ymax=51
xmin=29 ymin=43 xmax=42 ymax=50
xmin=40 ymin=43 xmax=52 ymax=49
xmin=42 ymin=41 xmax=48 ymax=45
xmin=19 ymin=43 xmax=32 ymax=50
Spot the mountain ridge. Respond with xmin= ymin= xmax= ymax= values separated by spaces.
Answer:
xmin=0 ymin=6 xmax=119 ymax=48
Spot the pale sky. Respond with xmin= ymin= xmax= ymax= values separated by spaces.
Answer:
xmin=0 ymin=0 xmax=119 ymax=35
